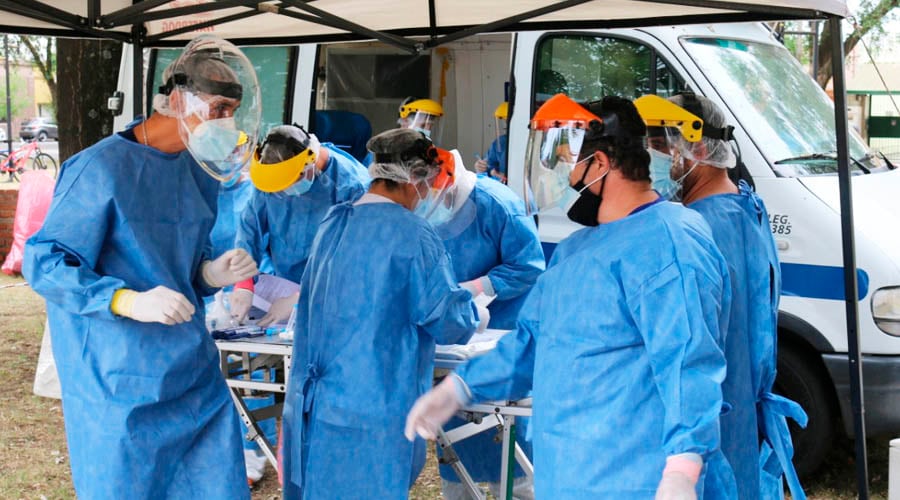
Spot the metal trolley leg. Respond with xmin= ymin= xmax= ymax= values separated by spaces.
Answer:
xmin=436 ymin=428 xmax=487 ymax=500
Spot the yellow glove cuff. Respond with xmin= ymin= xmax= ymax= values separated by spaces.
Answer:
xmin=110 ymin=289 xmax=137 ymax=317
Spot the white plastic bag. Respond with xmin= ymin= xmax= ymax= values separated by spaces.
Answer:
xmin=33 ymin=319 xmax=61 ymax=399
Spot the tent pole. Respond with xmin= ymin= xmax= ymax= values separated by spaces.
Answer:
xmin=132 ymin=23 xmax=143 ymax=120
xmin=831 ymin=14 xmax=869 ymax=499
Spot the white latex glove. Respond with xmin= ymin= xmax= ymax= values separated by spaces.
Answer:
xmin=257 ymin=292 xmax=299 ymax=327
xmin=460 ymin=280 xmax=480 ymax=296
xmin=404 ymin=375 xmax=466 ymax=441
xmin=655 ymin=454 xmax=701 ymax=500
xmin=474 ymin=158 xmax=489 ymax=173
xmin=114 ymin=286 xmax=195 ymax=325
xmin=475 ymin=302 xmax=490 ymax=333
xmin=229 ymin=288 xmax=254 ymax=324
xmin=460 ymin=276 xmax=495 ymax=297
xmin=202 ymin=249 xmax=258 ymax=288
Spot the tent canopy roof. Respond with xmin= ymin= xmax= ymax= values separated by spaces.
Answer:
xmin=0 ymin=0 xmax=849 ymax=49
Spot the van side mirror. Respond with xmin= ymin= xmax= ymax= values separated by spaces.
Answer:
xmin=107 ymin=91 xmax=124 ymax=116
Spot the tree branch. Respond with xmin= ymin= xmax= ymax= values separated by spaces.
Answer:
xmin=19 ymin=36 xmax=56 ymax=106
xmin=816 ymin=0 xmax=899 ymax=87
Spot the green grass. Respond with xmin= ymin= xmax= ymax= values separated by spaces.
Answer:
xmin=0 ymin=272 xmax=893 ymax=498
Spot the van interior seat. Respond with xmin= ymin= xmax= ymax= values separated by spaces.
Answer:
xmin=313 ymin=110 xmax=373 ymax=163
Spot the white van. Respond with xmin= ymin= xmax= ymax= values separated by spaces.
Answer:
xmin=114 ymin=21 xmax=900 ymax=475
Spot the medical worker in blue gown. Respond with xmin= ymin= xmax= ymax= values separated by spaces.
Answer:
xmin=406 ymin=95 xmax=737 ymax=499
xmin=474 ymin=101 xmax=510 ymax=184
xmin=228 ymin=124 xmax=369 ymax=327
xmin=208 ymin=166 xmax=278 ymax=485
xmin=433 ymin=149 xmax=543 ymax=499
xmin=281 ymin=128 xmax=488 ymax=499
xmin=642 ymin=92 xmax=807 ymax=500
xmin=23 ymin=35 xmax=261 ymax=499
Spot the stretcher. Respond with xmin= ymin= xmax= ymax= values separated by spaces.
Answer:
xmin=216 ymin=335 xmax=291 ymax=468
xmin=434 ymin=333 xmax=534 ymax=500
xmin=215 ymin=330 xmax=533 ymax=500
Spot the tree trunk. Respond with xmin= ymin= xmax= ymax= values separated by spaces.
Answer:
xmin=56 ymin=39 xmax=123 ymax=163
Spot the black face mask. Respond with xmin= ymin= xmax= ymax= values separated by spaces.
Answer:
xmin=566 ymin=160 xmax=604 ymax=226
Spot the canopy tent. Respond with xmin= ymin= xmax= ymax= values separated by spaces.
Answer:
xmin=0 ymin=1 xmax=849 ymax=47
xmin=0 ymin=0 xmax=869 ymax=497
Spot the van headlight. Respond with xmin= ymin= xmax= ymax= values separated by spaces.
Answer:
xmin=872 ymin=287 xmax=900 ymax=336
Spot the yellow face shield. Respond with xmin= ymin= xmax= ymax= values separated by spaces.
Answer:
xmin=633 ymin=94 xmax=704 ymax=143
xmin=249 ymin=147 xmax=316 ymax=193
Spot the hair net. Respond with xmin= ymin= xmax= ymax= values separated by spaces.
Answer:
xmin=260 ymin=125 xmax=319 ymax=164
xmin=667 ymin=93 xmax=736 ymax=169
xmin=366 ymin=128 xmax=440 ymax=184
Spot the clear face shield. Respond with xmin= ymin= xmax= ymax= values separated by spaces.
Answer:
xmin=523 ymin=124 xmax=587 ymax=215
xmin=646 ymin=126 xmax=693 ymax=201
xmin=634 ymin=94 xmax=706 ymax=201
xmin=495 ymin=116 xmax=508 ymax=142
xmin=417 ymin=149 xmax=478 ymax=237
xmin=494 ymin=101 xmax=509 ymax=142
xmin=400 ymin=111 xmax=443 ymax=144
xmin=220 ymin=131 xmax=251 ymax=189
xmin=413 ymin=148 xmax=470 ymax=226
xmin=168 ymin=35 xmax=262 ymax=182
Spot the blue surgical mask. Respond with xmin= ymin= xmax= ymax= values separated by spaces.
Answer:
xmin=188 ymin=118 xmax=240 ymax=162
xmin=414 ymin=197 xmax=453 ymax=226
xmin=426 ymin=203 xmax=454 ymax=227
xmin=278 ymin=175 xmax=315 ymax=198
xmin=648 ymin=148 xmax=679 ymax=200
xmin=413 ymin=127 xmax=432 ymax=138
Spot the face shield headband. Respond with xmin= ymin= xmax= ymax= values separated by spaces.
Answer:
xmin=159 ymin=66 xmax=243 ymax=101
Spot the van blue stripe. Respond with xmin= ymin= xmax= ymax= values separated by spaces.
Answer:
xmin=540 ymin=242 xmax=869 ymax=301
xmin=781 ymin=263 xmax=869 ymax=301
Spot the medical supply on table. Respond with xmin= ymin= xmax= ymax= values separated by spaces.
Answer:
xmin=277 ymin=303 xmax=298 ymax=340
xmin=265 ymin=326 xmax=285 ymax=336
xmin=211 ymin=325 xmax=266 ymax=340
xmin=207 ymin=290 xmax=237 ymax=330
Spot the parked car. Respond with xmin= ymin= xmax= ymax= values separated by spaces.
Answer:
xmin=19 ymin=117 xmax=58 ymax=141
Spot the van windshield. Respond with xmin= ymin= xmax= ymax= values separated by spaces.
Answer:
xmin=681 ymin=36 xmax=885 ymax=176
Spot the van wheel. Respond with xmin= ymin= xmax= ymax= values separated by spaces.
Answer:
xmin=37 ymin=131 xmax=48 ymax=142
xmin=773 ymin=343 xmax=835 ymax=478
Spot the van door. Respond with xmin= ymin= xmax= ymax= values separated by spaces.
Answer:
xmin=308 ymin=35 xmax=512 ymax=163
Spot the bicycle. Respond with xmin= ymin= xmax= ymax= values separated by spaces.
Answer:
xmin=0 ymin=139 xmax=58 ymax=182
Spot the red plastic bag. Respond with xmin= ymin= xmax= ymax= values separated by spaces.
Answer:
xmin=2 ymin=171 xmax=54 ymax=275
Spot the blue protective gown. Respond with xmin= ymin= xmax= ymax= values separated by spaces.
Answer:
xmin=235 ymin=144 xmax=369 ymax=283
xmin=210 ymin=178 xmax=274 ymax=274
xmin=689 ymin=181 xmax=807 ymax=500
xmin=23 ymin=127 xmax=248 ymax=500
xmin=486 ymin=134 xmax=509 ymax=179
xmin=455 ymin=201 xmax=737 ymax=498
xmin=438 ymin=177 xmax=545 ymax=330
xmin=281 ymin=201 xmax=478 ymax=499
xmin=436 ymin=176 xmax=544 ymax=483
xmin=211 ymin=178 xmax=253 ymax=258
